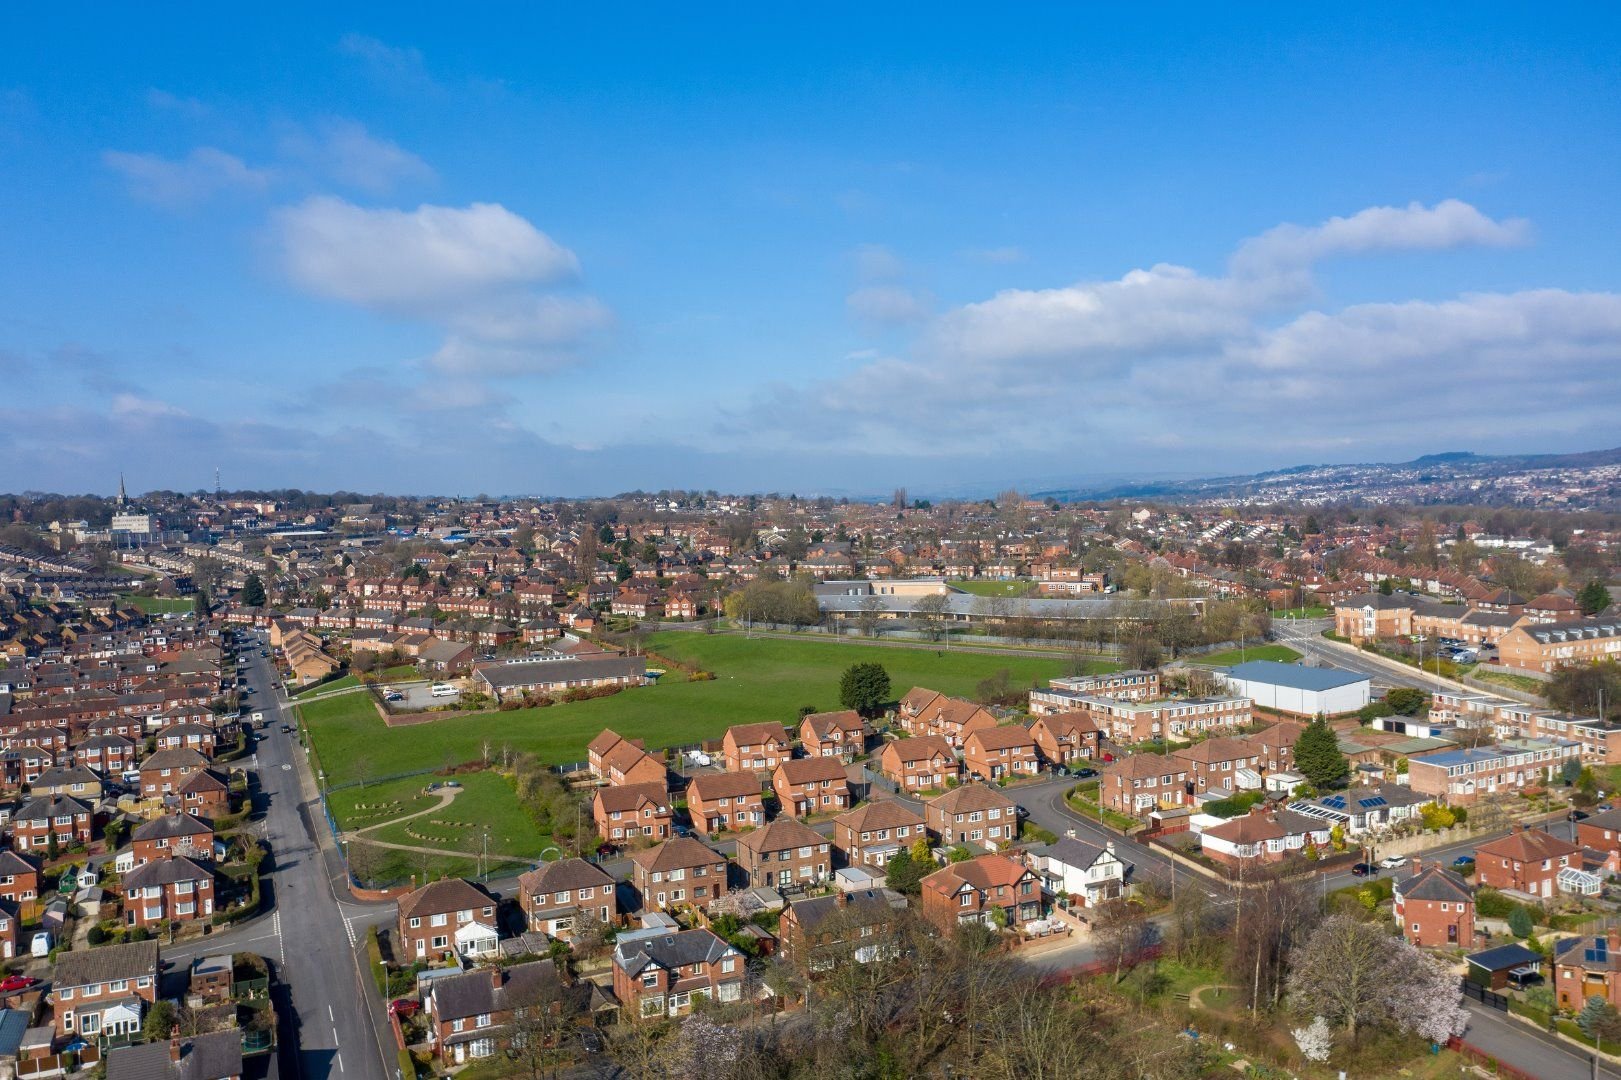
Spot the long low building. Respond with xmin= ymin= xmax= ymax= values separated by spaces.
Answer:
xmin=475 ymin=656 xmax=649 ymax=701
xmin=814 ymin=579 xmax=1202 ymax=625
xmin=1406 ymin=738 xmax=1581 ymax=804
xmin=1497 ymin=617 xmax=1621 ymax=675
xmin=1219 ymin=660 xmax=1369 ymax=716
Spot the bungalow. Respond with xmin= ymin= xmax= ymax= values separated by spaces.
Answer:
xmin=475 ymin=656 xmax=647 ymax=701
xmin=1198 ymin=807 xmax=1332 ymax=869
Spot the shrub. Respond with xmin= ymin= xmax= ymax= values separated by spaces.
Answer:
xmin=1476 ymin=887 xmax=1514 ymax=919
xmin=1509 ymin=905 xmax=1535 ymax=939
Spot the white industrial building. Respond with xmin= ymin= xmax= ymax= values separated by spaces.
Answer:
xmin=1219 ymin=660 xmax=1370 ymax=716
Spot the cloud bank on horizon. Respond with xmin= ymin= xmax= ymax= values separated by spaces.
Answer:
xmin=3 ymin=12 xmax=1619 ymax=496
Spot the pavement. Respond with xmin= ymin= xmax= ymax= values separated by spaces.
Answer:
xmin=220 ymin=633 xmax=396 ymax=1080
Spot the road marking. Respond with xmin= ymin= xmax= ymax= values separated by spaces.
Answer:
xmin=335 ymin=1052 xmax=343 ymax=1073
xmin=272 ymin=910 xmax=285 ymax=965
xmin=282 ymin=763 xmax=292 ymax=771
xmin=329 ymin=1005 xmax=334 ymax=1022
xmin=343 ymin=916 xmax=359 ymax=948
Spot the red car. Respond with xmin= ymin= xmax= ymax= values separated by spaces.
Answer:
xmin=0 ymin=975 xmax=38 ymax=994
xmin=388 ymin=999 xmax=420 ymax=1018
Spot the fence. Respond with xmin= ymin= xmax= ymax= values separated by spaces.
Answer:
xmin=1462 ymin=978 xmax=1509 ymax=1011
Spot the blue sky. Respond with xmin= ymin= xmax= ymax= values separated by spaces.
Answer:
xmin=3 ymin=6 xmax=1620 ymax=497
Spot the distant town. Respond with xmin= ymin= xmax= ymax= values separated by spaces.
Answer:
xmin=0 ymin=476 xmax=1618 ymax=1078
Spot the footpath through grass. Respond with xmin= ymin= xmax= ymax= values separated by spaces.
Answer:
xmin=301 ymin=631 xmax=1071 ymax=788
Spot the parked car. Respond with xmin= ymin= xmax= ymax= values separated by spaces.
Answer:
xmin=1350 ymin=863 xmax=1375 ymax=877
xmin=388 ymin=999 xmax=420 ymax=1017
xmin=672 ymin=824 xmax=693 ymax=838
xmin=1378 ymin=855 xmax=1408 ymax=870
xmin=1452 ymin=855 xmax=1476 ymax=869
xmin=0 ymin=975 xmax=38 ymax=993
xmin=1570 ymin=809 xmax=1591 ymax=822
xmin=1070 ymin=766 xmax=1098 ymax=779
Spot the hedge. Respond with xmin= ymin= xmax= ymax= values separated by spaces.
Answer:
xmin=367 ymin=926 xmax=387 ymax=996
xmin=397 ymin=1049 xmax=417 ymax=1079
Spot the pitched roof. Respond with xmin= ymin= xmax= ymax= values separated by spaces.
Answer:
xmin=774 ymin=756 xmax=848 ymax=784
xmin=964 ymin=725 xmax=1037 ymax=752
xmin=613 ymin=927 xmax=737 ymax=979
xmin=687 ymin=771 xmax=763 ymax=802
xmin=122 ymin=856 xmax=211 ymax=891
xmin=920 ymin=853 xmax=1032 ymax=899
xmin=593 ymin=782 xmax=669 ymax=813
xmin=1396 ymin=864 xmax=1474 ymax=904
xmin=52 ymin=938 xmax=160 ymax=988
xmin=430 ymin=958 xmax=561 ymax=1021
xmin=801 ymin=710 xmax=866 ymax=739
xmin=131 ymin=814 xmax=212 ymax=842
xmin=883 ymin=735 xmax=955 ymax=762
xmin=140 ymin=747 xmax=209 ymax=771
xmin=836 ymin=800 xmax=924 ymax=833
xmin=630 ymin=836 xmax=723 ymax=873
xmin=517 ymin=857 xmax=614 ymax=897
xmin=735 ymin=816 xmax=827 ymax=855
xmin=724 ymin=722 xmax=789 ymax=747
xmin=1475 ymin=826 xmax=1581 ymax=863
xmin=398 ymin=878 xmax=495 ymax=921
xmin=106 ymin=1028 xmax=242 ymax=1080
xmin=926 ymin=783 xmax=1016 ymax=815
xmin=785 ymin=887 xmax=907 ymax=934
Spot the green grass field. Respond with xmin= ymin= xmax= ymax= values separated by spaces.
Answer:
xmin=120 ymin=593 xmax=194 ymax=615
xmin=301 ymin=631 xmax=1074 ymax=789
xmin=1270 ymin=606 xmax=1331 ymax=619
xmin=948 ymin=579 xmax=1033 ymax=598
xmin=1189 ymin=644 xmax=1302 ymax=667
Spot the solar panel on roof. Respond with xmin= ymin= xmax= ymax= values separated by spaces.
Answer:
xmin=1587 ymin=938 xmax=1610 ymax=965
xmin=1358 ymin=796 xmax=1388 ymax=809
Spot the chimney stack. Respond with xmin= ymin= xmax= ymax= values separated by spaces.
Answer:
xmin=169 ymin=1027 xmax=182 ymax=1063
xmin=1609 ymin=926 xmax=1620 ymax=953
xmin=1411 ymin=858 xmax=1421 ymax=874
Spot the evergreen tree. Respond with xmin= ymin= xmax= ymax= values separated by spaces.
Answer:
xmin=884 ymin=850 xmax=926 ymax=896
xmin=1507 ymin=905 xmax=1534 ymax=939
xmin=192 ymin=588 xmax=210 ymax=621
xmin=1295 ymin=716 xmax=1349 ymax=788
xmin=839 ymin=662 xmax=892 ymax=717
xmin=241 ymin=573 xmax=266 ymax=608
xmin=1579 ymin=578 xmax=1613 ymax=617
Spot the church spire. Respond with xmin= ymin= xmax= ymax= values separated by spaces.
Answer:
xmin=117 ymin=473 xmax=127 ymax=507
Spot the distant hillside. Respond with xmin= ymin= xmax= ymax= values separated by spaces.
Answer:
xmin=1035 ymin=445 xmax=1621 ymax=508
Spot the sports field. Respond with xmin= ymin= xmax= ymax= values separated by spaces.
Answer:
xmin=300 ymin=631 xmax=1076 ymax=789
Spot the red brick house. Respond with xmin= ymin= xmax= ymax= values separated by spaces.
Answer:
xmin=397 ymin=878 xmax=499 ymax=964
xmin=919 ymin=853 xmax=1043 ymax=932
xmin=722 ymin=723 xmax=791 ymax=774
xmin=599 ymin=741 xmax=668 ymax=788
xmin=517 ymin=858 xmax=618 ymax=941
xmin=772 ymin=756 xmax=851 ymax=817
xmin=74 ymin=733 xmax=137 ymax=777
xmin=799 ymin=710 xmax=869 ymax=762
xmin=1170 ymin=736 xmax=1264 ymax=794
xmin=49 ymin=938 xmax=161 ymax=1040
xmin=129 ymin=813 xmax=215 ymax=867
xmin=1098 ymin=756 xmax=1190 ymax=818
xmin=178 ymin=767 xmax=231 ymax=816
xmin=962 ymin=725 xmax=1041 ymax=781
xmin=834 ymin=800 xmax=926 ymax=868
xmin=924 ymin=784 xmax=1019 ymax=849
xmin=779 ymin=887 xmax=908 ymax=970
xmin=629 ymin=837 xmax=728 ymax=911
xmin=11 ymin=794 xmax=93 ymax=852
xmin=1028 ymin=712 xmax=1101 ymax=767
xmin=877 ymin=736 xmax=960 ymax=793
xmin=587 ymin=729 xmax=644 ymax=779
xmin=119 ymin=856 xmax=215 ymax=927
xmin=685 ymin=772 xmax=766 ymax=835
xmin=1474 ymin=825 xmax=1580 ymax=900
xmin=592 ymin=782 xmax=673 ymax=844
xmin=735 ymin=817 xmax=832 ymax=890
xmin=1554 ymin=926 xmax=1621 ymax=1009
xmin=612 ymin=927 xmax=745 ymax=1020
xmin=0 ymin=850 xmax=40 ymax=906
xmin=425 ymin=958 xmax=564 ymax=1065
xmin=896 ymin=689 xmax=998 ymax=749
xmin=138 ymin=747 xmax=211 ymax=798
xmin=1393 ymin=859 xmax=1475 ymax=948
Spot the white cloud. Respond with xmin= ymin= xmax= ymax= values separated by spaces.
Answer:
xmin=847 ymin=285 xmax=932 ymax=326
xmin=110 ymin=393 xmax=191 ymax=420
xmin=273 ymin=196 xmax=606 ymax=378
xmin=723 ymin=199 xmax=1621 ymax=467
xmin=851 ymin=244 xmax=905 ymax=282
xmin=272 ymin=196 xmax=579 ymax=311
xmin=103 ymin=147 xmax=272 ymax=207
xmin=1231 ymin=199 xmax=1530 ymax=276
xmin=278 ymin=119 xmax=433 ymax=194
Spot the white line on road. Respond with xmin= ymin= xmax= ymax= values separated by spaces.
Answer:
xmin=335 ymin=1052 xmax=344 ymax=1073
xmin=329 ymin=1005 xmax=334 ymax=1022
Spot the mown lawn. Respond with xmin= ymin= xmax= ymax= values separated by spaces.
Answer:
xmin=367 ymin=771 xmax=542 ymax=861
xmin=1190 ymin=644 xmax=1302 ymax=666
xmin=119 ymin=593 xmax=194 ymax=615
xmin=301 ymin=631 xmax=1071 ymax=788
xmin=295 ymin=664 xmax=419 ymax=698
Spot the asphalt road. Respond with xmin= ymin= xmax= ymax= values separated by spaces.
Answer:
xmin=1271 ymin=617 xmax=1457 ymax=694
xmin=233 ymin=635 xmax=394 ymax=1080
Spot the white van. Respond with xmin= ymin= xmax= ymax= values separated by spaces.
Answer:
xmin=430 ymin=683 xmax=458 ymax=698
xmin=30 ymin=932 xmax=51 ymax=957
